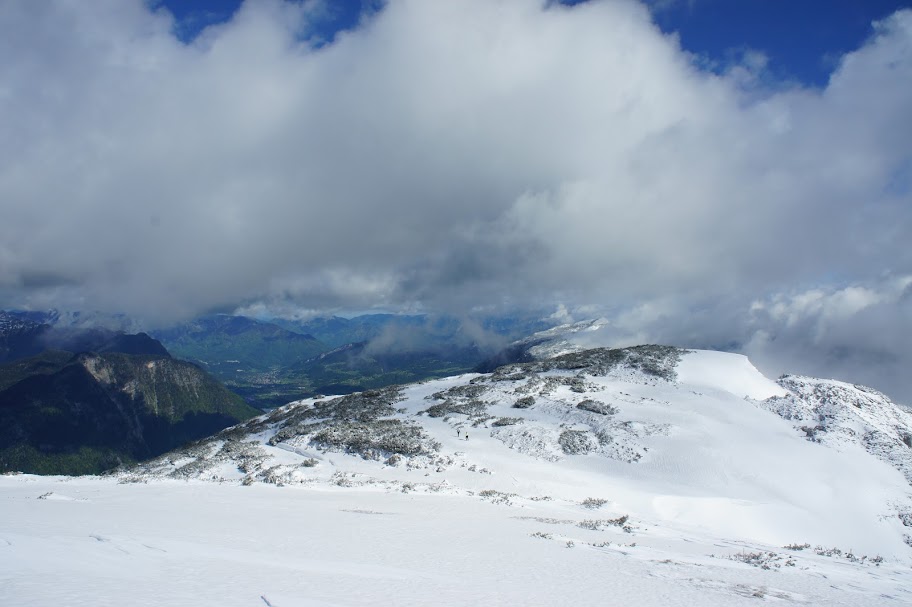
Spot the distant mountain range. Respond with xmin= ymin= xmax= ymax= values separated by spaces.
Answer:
xmin=152 ymin=314 xmax=325 ymax=373
xmin=0 ymin=310 xmax=169 ymax=362
xmin=0 ymin=308 xmax=555 ymax=475
xmin=150 ymin=313 xmax=552 ymax=408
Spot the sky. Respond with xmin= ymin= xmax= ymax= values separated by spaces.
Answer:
xmin=1 ymin=0 xmax=911 ymax=400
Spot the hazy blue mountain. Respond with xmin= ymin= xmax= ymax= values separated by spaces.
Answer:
xmin=0 ymin=311 xmax=50 ymax=362
xmin=149 ymin=312 xmax=556 ymax=408
xmin=290 ymin=340 xmax=488 ymax=396
xmin=152 ymin=314 xmax=329 ymax=370
xmin=0 ymin=311 xmax=170 ymax=363
xmin=150 ymin=315 xmax=332 ymax=409
xmin=273 ymin=314 xmax=431 ymax=348
xmin=277 ymin=313 xmax=553 ymax=351
xmin=5 ymin=310 xmax=556 ymax=411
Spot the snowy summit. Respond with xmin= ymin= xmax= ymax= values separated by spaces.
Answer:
xmin=3 ymin=341 xmax=912 ymax=605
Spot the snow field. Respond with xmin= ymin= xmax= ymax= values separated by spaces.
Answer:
xmin=3 ymin=347 xmax=912 ymax=605
xmin=2 ymin=476 xmax=911 ymax=606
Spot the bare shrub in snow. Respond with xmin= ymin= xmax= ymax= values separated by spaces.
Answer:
xmin=492 ymin=417 xmax=524 ymax=427
xmin=811 ymin=546 xmax=884 ymax=565
xmin=576 ymin=400 xmax=618 ymax=416
xmin=577 ymin=515 xmax=631 ymax=532
xmin=423 ymin=400 xmax=488 ymax=419
xmin=728 ymin=551 xmax=795 ymax=570
xmin=513 ymin=396 xmax=535 ymax=409
xmin=581 ymin=497 xmax=609 ymax=509
xmin=311 ymin=420 xmax=440 ymax=459
xmin=431 ymin=384 xmax=487 ymax=401
xmin=479 ymin=489 xmax=517 ymax=505
xmin=559 ymin=430 xmax=598 ymax=455
xmin=568 ymin=377 xmax=588 ymax=393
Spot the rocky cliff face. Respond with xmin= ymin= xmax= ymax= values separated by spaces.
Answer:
xmin=0 ymin=351 xmax=260 ymax=475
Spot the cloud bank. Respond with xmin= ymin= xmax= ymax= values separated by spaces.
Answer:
xmin=1 ymin=0 xmax=911 ymax=398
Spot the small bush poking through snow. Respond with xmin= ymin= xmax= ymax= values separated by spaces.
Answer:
xmin=728 ymin=551 xmax=795 ymax=570
xmin=576 ymin=400 xmax=618 ymax=416
xmin=513 ymin=396 xmax=535 ymax=409
xmin=479 ymin=489 xmax=518 ymax=505
xmin=577 ymin=515 xmax=632 ymax=533
xmin=423 ymin=400 xmax=488 ymax=419
xmin=581 ymin=497 xmax=609 ymax=509
xmin=311 ymin=420 xmax=440 ymax=459
xmin=559 ymin=430 xmax=598 ymax=455
xmin=492 ymin=417 xmax=524 ymax=427
xmin=568 ymin=377 xmax=588 ymax=393
xmin=800 ymin=545 xmax=885 ymax=565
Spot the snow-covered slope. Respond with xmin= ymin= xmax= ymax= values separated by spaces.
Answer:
xmin=3 ymin=345 xmax=912 ymax=605
xmin=675 ymin=349 xmax=788 ymax=400
xmin=759 ymin=375 xmax=912 ymax=486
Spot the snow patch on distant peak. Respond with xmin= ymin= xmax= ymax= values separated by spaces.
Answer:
xmin=527 ymin=318 xmax=609 ymax=342
xmin=676 ymin=350 xmax=788 ymax=400
xmin=522 ymin=318 xmax=612 ymax=360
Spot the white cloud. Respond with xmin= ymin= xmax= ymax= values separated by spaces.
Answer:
xmin=0 ymin=0 xmax=911 ymax=396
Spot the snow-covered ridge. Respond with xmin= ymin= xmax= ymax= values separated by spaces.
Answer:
xmin=676 ymin=349 xmax=788 ymax=400
xmin=8 ymin=343 xmax=912 ymax=605
xmin=759 ymin=375 xmax=912 ymax=485
xmin=521 ymin=317 xmax=610 ymax=359
xmin=119 ymin=345 xmax=912 ymax=556
xmin=0 ymin=310 xmax=41 ymax=334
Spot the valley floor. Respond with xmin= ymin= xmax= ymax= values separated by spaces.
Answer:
xmin=2 ymin=475 xmax=911 ymax=606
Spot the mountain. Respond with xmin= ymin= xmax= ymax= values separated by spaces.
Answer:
xmin=0 ymin=351 xmax=260 ymax=475
xmin=0 ymin=311 xmax=50 ymax=362
xmin=152 ymin=314 xmax=328 ymax=369
xmin=276 ymin=314 xmax=553 ymax=398
xmin=152 ymin=313 xmax=554 ymax=408
xmin=758 ymin=374 xmax=912 ymax=484
xmin=476 ymin=317 xmax=612 ymax=370
xmin=287 ymin=340 xmax=486 ymax=396
xmin=0 ymin=310 xmax=170 ymax=362
xmin=151 ymin=315 xmax=330 ymax=408
xmin=279 ymin=313 xmax=553 ymax=349
xmin=272 ymin=314 xmax=413 ymax=348
xmin=0 ymin=309 xmax=60 ymax=325
xmin=5 ymin=344 xmax=912 ymax=604
xmin=125 ymin=345 xmax=912 ymax=553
